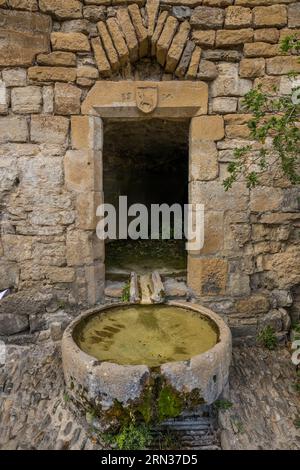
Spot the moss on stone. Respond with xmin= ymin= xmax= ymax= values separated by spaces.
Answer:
xmin=157 ymin=385 xmax=184 ymax=422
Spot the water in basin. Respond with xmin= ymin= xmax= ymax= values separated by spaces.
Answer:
xmin=75 ymin=305 xmax=219 ymax=367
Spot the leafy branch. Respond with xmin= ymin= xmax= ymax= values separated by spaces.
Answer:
xmin=224 ymin=35 xmax=300 ymax=190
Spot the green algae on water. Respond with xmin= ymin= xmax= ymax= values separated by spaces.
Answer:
xmin=75 ymin=305 xmax=218 ymax=368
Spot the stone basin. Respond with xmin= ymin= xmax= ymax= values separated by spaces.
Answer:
xmin=62 ymin=301 xmax=232 ymax=431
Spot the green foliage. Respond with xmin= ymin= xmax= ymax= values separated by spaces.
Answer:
xmin=106 ymin=422 xmax=153 ymax=450
xmin=157 ymin=431 xmax=182 ymax=450
xmin=224 ymin=35 xmax=300 ymax=190
xmin=157 ymin=385 xmax=183 ymax=422
xmin=294 ymin=418 xmax=300 ymax=428
xmin=214 ymin=399 xmax=233 ymax=411
xmin=121 ymin=281 xmax=130 ymax=302
xmin=257 ymin=326 xmax=278 ymax=350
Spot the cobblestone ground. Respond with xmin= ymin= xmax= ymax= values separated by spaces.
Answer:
xmin=0 ymin=341 xmax=299 ymax=450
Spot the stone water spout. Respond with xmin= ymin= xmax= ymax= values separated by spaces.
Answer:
xmin=129 ymin=271 xmax=165 ymax=305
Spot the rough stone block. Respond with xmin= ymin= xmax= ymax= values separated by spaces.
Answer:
xmin=97 ymin=21 xmax=120 ymax=72
xmin=212 ymin=97 xmax=238 ymax=113
xmin=51 ymin=32 xmax=90 ymax=52
xmin=106 ymin=18 xmax=129 ymax=66
xmin=117 ymin=7 xmax=139 ymax=62
xmin=211 ymin=63 xmax=252 ymax=97
xmin=190 ymin=140 xmax=219 ymax=181
xmin=254 ymin=28 xmax=279 ymax=43
xmin=0 ymin=116 xmax=28 ymax=143
xmin=186 ymin=46 xmax=202 ymax=79
xmin=156 ymin=15 xmax=178 ymax=67
xmin=192 ymin=30 xmax=215 ymax=47
xmin=225 ymin=6 xmax=252 ymax=28
xmin=151 ymin=10 xmax=168 ymax=56
xmin=191 ymin=6 xmax=225 ymax=30
xmin=190 ymin=180 xmax=249 ymax=211
xmin=188 ymin=256 xmax=228 ymax=296
xmin=250 ymin=186 xmax=284 ymax=212
xmin=31 ymin=115 xmax=69 ymax=145
xmin=39 ymin=0 xmax=82 ymax=20
xmin=2 ymin=68 xmax=27 ymax=87
xmin=288 ymin=2 xmax=300 ymax=28
xmin=54 ymin=83 xmax=82 ymax=115
xmin=240 ymin=58 xmax=265 ymax=77
xmin=11 ymin=86 xmax=42 ymax=114
xmin=244 ymin=42 xmax=280 ymax=58
xmin=64 ymin=149 xmax=102 ymax=192
xmin=37 ymin=51 xmax=77 ymax=67
xmin=165 ymin=20 xmax=190 ymax=73
xmin=91 ymin=37 xmax=111 ymax=77
xmin=197 ymin=60 xmax=218 ymax=80
xmin=266 ymin=56 xmax=300 ymax=75
xmin=28 ymin=66 xmax=77 ymax=82
xmin=191 ymin=115 xmax=224 ymax=141
xmin=175 ymin=40 xmax=195 ymax=78
xmin=216 ymin=28 xmax=253 ymax=47
xmin=0 ymin=81 xmax=8 ymax=114
xmin=253 ymin=5 xmax=287 ymax=28
xmin=128 ymin=3 xmax=148 ymax=58
xmin=0 ymin=314 xmax=29 ymax=336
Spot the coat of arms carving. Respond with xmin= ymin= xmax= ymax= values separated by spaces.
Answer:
xmin=136 ymin=86 xmax=158 ymax=114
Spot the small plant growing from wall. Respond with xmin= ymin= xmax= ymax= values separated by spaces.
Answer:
xmin=224 ymin=35 xmax=300 ymax=190
xmin=257 ymin=326 xmax=278 ymax=351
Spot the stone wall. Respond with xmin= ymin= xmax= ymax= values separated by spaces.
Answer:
xmin=0 ymin=0 xmax=299 ymax=341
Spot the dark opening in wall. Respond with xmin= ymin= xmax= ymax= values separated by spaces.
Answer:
xmin=103 ymin=118 xmax=189 ymax=278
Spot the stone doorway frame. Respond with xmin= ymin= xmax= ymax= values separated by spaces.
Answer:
xmin=66 ymin=80 xmax=223 ymax=306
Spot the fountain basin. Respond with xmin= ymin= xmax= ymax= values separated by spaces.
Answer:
xmin=62 ymin=301 xmax=232 ymax=431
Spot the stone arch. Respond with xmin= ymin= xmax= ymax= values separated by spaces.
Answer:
xmin=91 ymin=2 xmax=202 ymax=79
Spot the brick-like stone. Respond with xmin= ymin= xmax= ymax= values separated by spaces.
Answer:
xmin=76 ymin=191 xmax=103 ymax=230
xmin=31 ymin=115 xmax=69 ymax=145
xmin=157 ymin=15 xmax=178 ymax=67
xmin=216 ymin=28 xmax=253 ymax=47
xmin=190 ymin=180 xmax=249 ymax=210
xmin=244 ymin=42 xmax=280 ymax=58
xmin=211 ymin=63 xmax=252 ymax=97
xmin=288 ymin=2 xmax=300 ymax=28
xmin=165 ymin=20 xmax=190 ymax=73
xmin=186 ymin=46 xmax=202 ymax=79
xmin=91 ymin=37 xmax=111 ymax=77
xmin=11 ymin=86 xmax=42 ymax=114
xmin=97 ymin=21 xmax=119 ymax=72
xmin=107 ymin=18 xmax=129 ymax=66
xmin=0 ymin=116 xmax=28 ymax=143
xmin=266 ymin=56 xmax=300 ymax=75
xmin=225 ymin=6 xmax=252 ymax=28
xmin=253 ymin=5 xmax=287 ymax=28
xmin=225 ymin=124 xmax=250 ymax=138
xmin=212 ymin=97 xmax=238 ymax=113
xmin=39 ymin=0 xmax=82 ymax=20
xmin=240 ymin=58 xmax=265 ymax=77
xmin=151 ymin=10 xmax=168 ymax=56
xmin=64 ymin=150 xmax=101 ymax=192
xmin=254 ymin=28 xmax=279 ymax=43
xmin=191 ymin=6 xmax=225 ymax=30
xmin=190 ymin=140 xmax=219 ymax=181
xmin=128 ymin=3 xmax=148 ymax=58
xmin=51 ymin=32 xmax=90 ymax=52
xmin=188 ymin=256 xmax=228 ymax=296
xmin=28 ymin=66 xmax=77 ymax=82
xmin=198 ymin=60 xmax=218 ymax=80
xmin=2 ymin=68 xmax=27 ymax=87
xmin=191 ymin=115 xmax=224 ymax=141
xmin=83 ymin=5 xmax=106 ymax=22
xmin=37 ymin=51 xmax=76 ymax=67
xmin=0 ymin=81 xmax=8 ymax=114
xmin=43 ymin=85 xmax=54 ymax=113
xmin=192 ymin=30 xmax=216 ymax=47
xmin=175 ymin=40 xmax=195 ymax=78
xmin=54 ymin=83 xmax=82 ymax=115
xmin=250 ymin=186 xmax=284 ymax=212
xmin=117 ymin=7 xmax=139 ymax=62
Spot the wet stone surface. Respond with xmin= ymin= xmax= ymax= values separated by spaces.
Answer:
xmin=0 ymin=341 xmax=299 ymax=450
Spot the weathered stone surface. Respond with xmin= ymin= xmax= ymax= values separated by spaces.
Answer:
xmin=54 ymin=83 xmax=82 ymax=115
xmin=128 ymin=3 xmax=148 ymax=58
xmin=83 ymin=5 xmax=106 ymax=22
xmin=64 ymin=150 xmax=100 ymax=192
xmin=266 ymin=56 xmax=300 ymax=75
xmin=263 ymin=246 xmax=300 ymax=289
xmin=11 ymin=86 xmax=42 ymax=114
xmin=236 ymin=294 xmax=269 ymax=315
xmin=202 ymin=49 xmax=242 ymax=62
xmin=225 ymin=6 xmax=252 ymax=28
xmin=190 ymin=180 xmax=249 ymax=210
xmin=28 ymin=66 xmax=77 ymax=82
xmin=106 ymin=18 xmax=129 ymax=66
xmin=165 ymin=20 xmax=190 ymax=73
xmin=2 ymin=68 xmax=27 ymax=87
xmin=186 ymin=46 xmax=202 ymax=79
xmin=37 ymin=51 xmax=76 ymax=67
xmin=216 ymin=28 xmax=253 ymax=47
xmin=8 ymin=0 xmax=38 ymax=10
xmin=117 ymin=7 xmax=139 ymax=62
xmin=254 ymin=28 xmax=279 ymax=44
xmin=0 ymin=81 xmax=8 ymax=114
xmin=156 ymin=15 xmax=178 ymax=67
xmin=39 ymin=0 xmax=82 ymax=20
xmin=192 ymin=30 xmax=215 ymax=47
xmin=31 ymin=115 xmax=69 ymax=145
xmin=61 ymin=19 xmax=94 ymax=34
xmin=191 ymin=115 xmax=224 ymax=141
xmin=288 ymin=2 xmax=300 ymax=28
xmin=190 ymin=140 xmax=219 ymax=181
xmin=97 ymin=21 xmax=119 ymax=72
xmin=0 ymin=10 xmax=50 ymax=66
xmin=175 ymin=40 xmax=195 ymax=78
xmin=211 ymin=63 xmax=252 ymax=97
xmin=250 ymin=186 xmax=284 ymax=212
xmin=151 ymin=10 xmax=168 ymax=56
xmin=212 ymin=97 xmax=237 ymax=113
xmin=198 ymin=60 xmax=218 ymax=80
xmin=191 ymin=6 xmax=224 ymax=30
xmin=76 ymin=191 xmax=102 ymax=230
xmin=225 ymin=124 xmax=250 ymax=138
xmin=91 ymin=37 xmax=111 ymax=77
xmin=146 ymin=0 xmax=160 ymax=37
xmin=0 ymin=314 xmax=29 ymax=336
xmin=51 ymin=32 xmax=90 ymax=52
xmin=254 ymin=75 xmax=280 ymax=94
xmin=253 ymin=5 xmax=287 ymax=27
xmin=66 ymin=230 xmax=103 ymax=266
xmin=244 ymin=42 xmax=280 ymax=58
xmin=240 ymin=58 xmax=265 ymax=78
xmin=188 ymin=256 xmax=228 ymax=295
xmin=0 ymin=116 xmax=28 ymax=143
xmin=77 ymin=66 xmax=99 ymax=80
